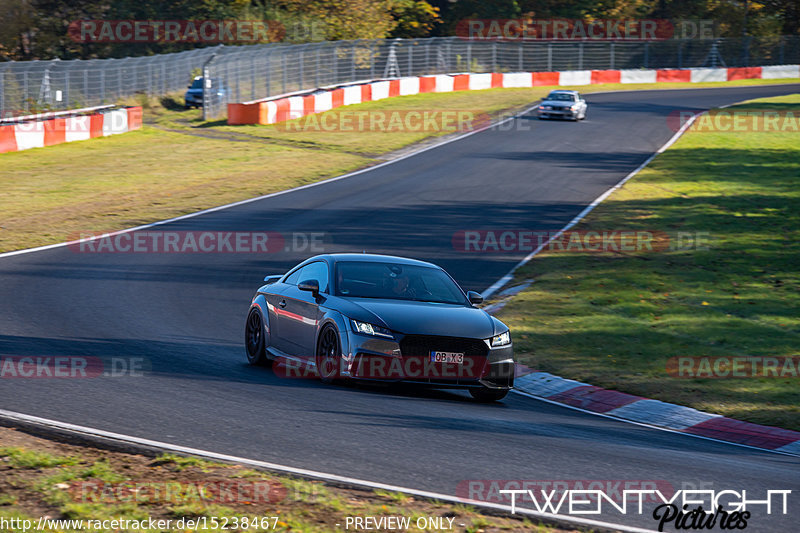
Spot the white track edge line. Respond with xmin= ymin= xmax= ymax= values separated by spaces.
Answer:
xmin=510 ymin=388 xmax=800 ymax=458
xmin=482 ymin=111 xmax=699 ymax=297
xmin=480 ymin=84 xmax=800 ymax=296
xmin=0 ymin=408 xmax=655 ymax=533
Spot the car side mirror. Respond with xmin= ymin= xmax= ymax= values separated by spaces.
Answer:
xmin=298 ymin=279 xmax=319 ymax=295
xmin=467 ymin=291 xmax=483 ymax=304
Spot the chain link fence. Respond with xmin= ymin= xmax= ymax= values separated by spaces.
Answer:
xmin=2 ymin=36 xmax=798 ymax=120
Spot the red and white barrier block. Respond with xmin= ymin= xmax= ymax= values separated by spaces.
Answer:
xmin=512 ymin=365 xmax=800 ymax=455
xmin=0 ymin=106 xmax=143 ymax=154
xmin=228 ymin=64 xmax=799 ymax=126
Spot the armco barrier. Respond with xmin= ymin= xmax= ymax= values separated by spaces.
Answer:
xmin=0 ymin=106 xmax=143 ymax=154
xmin=228 ymin=65 xmax=800 ymax=126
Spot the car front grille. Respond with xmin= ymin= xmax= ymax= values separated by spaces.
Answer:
xmin=399 ymin=335 xmax=488 ymax=358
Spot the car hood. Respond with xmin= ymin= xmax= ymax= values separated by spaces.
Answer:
xmin=346 ymin=298 xmax=498 ymax=339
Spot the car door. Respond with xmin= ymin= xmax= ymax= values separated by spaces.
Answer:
xmin=276 ymin=261 xmax=330 ymax=359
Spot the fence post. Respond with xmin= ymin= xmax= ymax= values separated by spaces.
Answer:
xmin=100 ymin=69 xmax=105 ymax=104
xmin=408 ymin=41 xmax=413 ymax=75
xmin=610 ymin=42 xmax=615 ymax=69
xmin=425 ymin=40 xmax=431 ymax=73
xmin=547 ymin=43 xmax=552 ymax=71
xmin=250 ymin=53 xmax=256 ymax=99
xmin=282 ymin=51 xmax=287 ymax=93
xmin=370 ymin=41 xmax=376 ymax=78
xmin=315 ymin=46 xmax=321 ymax=86
xmin=678 ymin=41 xmax=683 ymax=68
xmin=64 ymin=69 xmax=69 ymax=108
xmin=265 ymin=49 xmax=271 ymax=97
xmin=578 ymin=42 xmax=584 ymax=69
xmin=518 ymin=43 xmax=523 ymax=71
xmin=0 ymin=68 xmax=4 ymax=118
xmin=467 ymin=42 xmax=472 ymax=71
xmin=202 ymin=52 xmax=217 ymax=121
xmin=644 ymin=42 xmax=649 ymax=68
xmin=353 ymin=40 xmax=358 ymax=80
xmin=23 ymin=69 xmax=28 ymax=112
xmin=492 ymin=41 xmax=497 ymax=71
xmin=778 ymin=37 xmax=784 ymax=64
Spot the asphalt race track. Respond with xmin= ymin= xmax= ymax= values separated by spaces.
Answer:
xmin=1 ymin=85 xmax=799 ymax=531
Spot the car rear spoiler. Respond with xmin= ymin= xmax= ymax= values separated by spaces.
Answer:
xmin=263 ymin=275 xmax=283 ymax=284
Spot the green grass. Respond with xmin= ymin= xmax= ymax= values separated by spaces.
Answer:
xmin=498 ymin=93 xmax=800 ymax=430
xmin=2 ymin=77 xmax=796 ymax=253
xmin=0 ymin=447 xmax=77 ymax=469
xmin=2 ymin=433 xmax=562 ymax=533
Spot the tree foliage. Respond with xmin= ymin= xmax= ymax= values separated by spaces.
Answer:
xmin=0 ymin=0 xmax=796 ymax=61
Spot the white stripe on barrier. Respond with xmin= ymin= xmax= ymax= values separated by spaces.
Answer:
xmin=761 ymin=64 xmax=800 ymax=79
xmin=102 ymin=109 xmax=128 ymax=136
xmin=370 ymin=81 xmax=390 ymax=101
xmin=690 ymin=68 xmax=727 ymax=83
xmin=399 ymin=77 xmax=420 ymax=96
xmin=14 ymin=123 xmax=45 ymax=150
xmin=313 ymin=91 xmax=332 ymax=113
xmin=502 ymin=72 xmax=533 ymax=88
xmin=343 ymin=85 xmax=362 ymax=106
xmin=288 ymin=96 xmax=305 ymax=120
xmin=620 ymin=69 xmax=657 ymax=84
xmin=434 ymin=75 xmax=454 ymax=93
xmin=65 ymin=116 xmax=92 ymax=142
xmin=265 ymin=100 xmax=277 ymax=124
xmin=469 ymin=73 xmax=493 ymax=91
xmin=558 ymin=70 xmax=592 ymax=85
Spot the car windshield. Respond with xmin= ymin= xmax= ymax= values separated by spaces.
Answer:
xmin=335 ymin=261 xmax=467 ymax=304
xmin=547 ymin=93 xmax=575 ymax=101
xmin=190 ymin=79 xmax=203 ymax=89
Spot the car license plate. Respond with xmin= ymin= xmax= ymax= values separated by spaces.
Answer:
xmin=430 ymin=351 xmax=464 ymax=364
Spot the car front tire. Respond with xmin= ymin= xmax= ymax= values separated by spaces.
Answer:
xmin=316 ymin=325 xmax=343 ymax=384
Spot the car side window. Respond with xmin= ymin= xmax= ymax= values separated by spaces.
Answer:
xmin=284 ymin=267 xmax=304 ymax=285
xmin=299 ymin=261 xmax=329 ymax=293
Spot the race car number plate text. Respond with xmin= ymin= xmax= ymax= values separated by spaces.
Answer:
xmin=430 ymin=351 xmax=464 ymax=364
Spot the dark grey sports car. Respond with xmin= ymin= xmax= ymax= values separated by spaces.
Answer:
xmin=245 ymin=253 xmax=515 ymax=401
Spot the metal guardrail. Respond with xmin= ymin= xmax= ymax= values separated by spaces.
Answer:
xmin=2 ymin=36 xmax=798 ymax=120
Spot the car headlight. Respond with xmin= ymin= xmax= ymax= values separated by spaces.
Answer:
xmin=350 ymin=319 xmax=394 ymax=339
xmin=490 ymin=331 xmax=511 ymax=347
xmin=539 ymin=105 xmax=551 ymax=110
